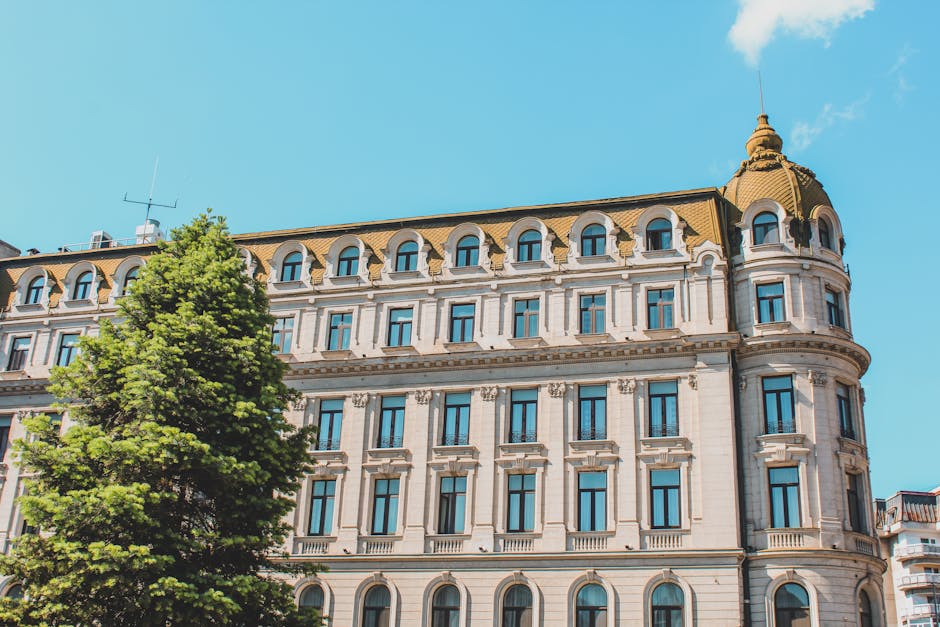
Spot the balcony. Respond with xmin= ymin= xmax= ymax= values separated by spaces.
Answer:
xmin=313 ymin=437 xmax=342 ymax=452
xmin=292 ymin=536 xmax=333 ymax=556
xmin=426 ymin=534 xmax=468 ymax=554
xmin=576 ymin=428 xmax=608 ymax=441
xmin=848 ymin=532 xmax=877 ymax=557
xmin=641 ymin=529 xmax=687 ymax=550
xmin=375 ymin=435 xmax=404 ymax=449
xmin=765 ymin=419 xmax=796 ymax=435
xmin=759 ymin=528 xmax=820 ymax=551
xmin=649 ymin=423 xmax=679 ymax=438
xmin=567 ymin=531 xmax=614 ymax=552
xmin=496 ymin=533 xmax=538 ymax=553
xmin=358 ymin=536 xmax=400 ymax=555
xmin=440 ymin=433 xmax=469 ymax=447
xmin=900 ymin=573 xmax=940 ymax=591
xmin=897 ymin=543 xmax=940 ymax=562
xmin=900 ymin=604 xmax=940 ymax=621
xmin=508 ymin=430 xmax=538 ymax=444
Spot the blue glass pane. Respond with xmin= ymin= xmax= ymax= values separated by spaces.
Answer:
xmin=652 ymin=583 xmax=683 ymax=606
xmin=580 ymin=472 xmax=606 ymax=489
xmin=651 ymin=469 xmax=680 ymax=486
xmin=650 ymin=381 xmax=677 ymax=394
xmin=577 ymin=584 xmax=607 ymax=607
xmin=763 ymin=376 xmax=791 ymax=391
xmin=383 ymin=396 xmax=406 ymax=409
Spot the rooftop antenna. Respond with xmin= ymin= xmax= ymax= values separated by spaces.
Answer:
xmin=758 ymin=71 xmax=765 ymax=115
xmin=123 ymin=156 xmax=178 ymax=224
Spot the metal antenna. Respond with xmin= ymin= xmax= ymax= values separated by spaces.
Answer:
xmin=758 ymin=71 xmax=765 ymax=115
xmin=123 ymin=156 xmax=178 ymax=224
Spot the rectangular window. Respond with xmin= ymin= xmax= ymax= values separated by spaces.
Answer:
xmin=649 ymin=380 xmax=679 ymax=437
xmin=579 ymin=294 xmax=606 ymax=335
xmin=837 ymin=383 xmax=855 ymax=439
xmin=651 ymin=469 xmax=681 ymax=529
xmin=647 ymin=289 xmax=674 ymax=330
xmin=513 ymin=298 xmax=540 ymax=338
xmin=507 ymin=473 xmax=535 ymax=532
xmin=763 ymin=375 xmax=795 ymax=434
xmin=6 ymin=337 xmax=30 ymax=371
xmin=449 ymin=303 xmax=475 ymax=343
xmin=578 ymin=385 xmax=607 ymax=440
xmin=56 ymin=333 xmax=80 ymax=367
xmin=757 ymin=282 xmax=785 ymax=323
xmin=308 ymin=479 xmax=336 ymax=536
xmin=769 ymin=466 xmax=801 ymax=528
xmin=578 ymin=471 xmax=607 ymax=532
xmin=327 ymin=312 xmax=352 ymax=351
xmin=509 ymin=389 xmax=538 ymax=443
xmin=438 ymin=476 xmax=467 ymax=534
xmin=442 ymin=392 xmax=470 ymax=446
xmin=847 ymin=473 xmax=867 ymax=533
xmin=826 ymin=289 xmax=845 ymax=328
xmin=316 ymin=399 xmax=343 ymax=450
xmin=0 ymin=415 xmax=11 ymax=461
xmin=386 ymin=308 xmax=413 ymax=347
xmin=377 ymin=395 xmax=405 ymax=448
xmin=272 ymin=317 xmax=294 ymax=354
xmin=371 ymin=478 xmax=400 ymax=535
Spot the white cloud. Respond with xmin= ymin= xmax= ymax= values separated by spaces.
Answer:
xmin=729 ymin=0 xmax=874 ymax=66
xmin=888 ymin=43 xmax=916 ymax=104
xmin=790 ymin=95 xmax=869 ymax=151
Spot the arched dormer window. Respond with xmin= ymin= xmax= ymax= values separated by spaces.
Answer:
xmin=858 ymin=590 xmax=873 ymax=627
xmin=338 ymin=246 xmax=360 ymax=277
xmin=818 ymin=217 xmax=833 ymax=251
xmin=581 ymin=224 xmax=606 ymax=257
xmin=517 ymin=230 xmax=542 ymax=262
xmin=753 ymin=212 xmax=779 ymax=245
xmin=431 ymin=585 xmax=460 ymax=627
xmin=4 ymin=584 xmax=22 ymax=600
xmin=502 ymin=584 xmax=532 ymax=627
xmin=362 ymin=585 xmax=391 ymax=627
xmin=774 ymin=583 xmax=810 ymax=627
xmin=25 ymin=276 xmax=44 ymax=305
xmin=651 ymin=583 xmax=684 ymax=627
xmin=455 ymin=235 xmax=480 ymax=267
xmin=72 ymin=271 xmax=93 ymax=300
xmin=396 ymin=241 xmax=419 ymax=272
xmin=123 ymin=266 xmax=140 ymax=292
xmin=280 ymin=251 xmax=303 ymax=282
xmin=646 ymin=218 xmax=672 ymax=251
xmin=576 ymin=584 xmax=607 ymax=626
xmin=299 ymin=584 xmax=324 ymax=612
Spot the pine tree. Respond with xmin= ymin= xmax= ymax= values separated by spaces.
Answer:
xmin=0 ymin=212 xmax=320 ymax=626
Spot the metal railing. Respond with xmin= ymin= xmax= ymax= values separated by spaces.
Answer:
xmin=649 ymin=423 xmax=679 ymax=438
xmin=577 ymin=428 xmax=607 ymax=441
xmin=440 ymin=433 xmax=469 ymax=447
xmin=314 ymin=438 xmax=342 ymax=451
xmin=508 ymin=430 xmax=538 ymax=444
xmin=765 ymin=419 xmax=797 ymax=435
xmin=375 ymin=435 xmax=404 ymax=449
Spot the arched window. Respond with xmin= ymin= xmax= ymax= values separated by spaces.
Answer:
xmin=502 ymin=584 xmax=532 ymax=627
xmin=362 ymin=585 xmax=391 ymax=627
xmin=581 ymin=224 xmax=606 ymax=257
xmin=280 ymin=251 xmax=303 ymax=282
xmin=73 ymin=271 xmax=93 ymax=300
xmin=646 ymin=218 xmax=672 ymax=251
xmin=818 ymin=218 xmax=833 ymax=251
xmin=5 ymin=584 xmax=22 ymax=600
xmin=859 ymin=590 xmax=874 ymax=627
xmin=395 ymin=241 xmax=419 ymax=272
xmin=753 ymin=212 xmax=779 ymax=245
xmin=455 ymin=235 xmax=480 ymax=267
xmin=431 ymin=584 xmax=460 ymax=627
xmin=517 ymin=230 xmax=542 ymax=262
xmin=123 ymin=266 xmax=140 ymax=293
xmin=774 ymin=583 xmax=810 ymax=627
xmin=338 ymin=246 xmax=360 ymax=277
xmin=299 ymin=584 xmax=324 ymax=612
xmin=25 ymin=276 xmax=44 ymax=305
xmin=651 ymin=582 xmax=683 ymax=627
xmin=576 ymin=584 xmax=607 ymax=627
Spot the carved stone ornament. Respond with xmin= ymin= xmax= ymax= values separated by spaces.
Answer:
xmin=687 ymin=374 xmax=698 ymax=390
xmin=415 ymin=389 xmax=433 ymax=405
xmin=548 ymin=382 xmax=567 ymax=398
xmin=480 ymin=386 xmax=499 ymax=402
xmin=617 ymin=378 xmax=636 ymax=394
xmin=292 ymin=397 xmax=309 ymax=412
xmin=859 ymin=387 xmax=866 ymax=405
xmin=351 ymin=393 xmax=370 ymax=408
xmin=737 ymin=376 xmax=747 ymax=391
xmin=808 ymin=370 xmax=828 ymax=386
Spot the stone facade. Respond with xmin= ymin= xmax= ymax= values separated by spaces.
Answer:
xmin=0 ymin=115 xmax=885 ymax=625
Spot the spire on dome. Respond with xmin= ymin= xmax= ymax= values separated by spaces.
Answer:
xmin=745 ymin=113 xmax=783 ymax=158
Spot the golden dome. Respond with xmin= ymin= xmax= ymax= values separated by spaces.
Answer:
xmin=721 ymin=114 xmax=832 ymax=220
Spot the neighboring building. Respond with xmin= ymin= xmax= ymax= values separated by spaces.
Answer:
xmin=0 ymin=114 xmax=885 ymax=625
xmin=877 ymin=488 xmax=940 ymax=626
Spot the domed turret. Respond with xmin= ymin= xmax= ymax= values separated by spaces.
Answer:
xmin=722 ymin=114 xmax=832 ymax=220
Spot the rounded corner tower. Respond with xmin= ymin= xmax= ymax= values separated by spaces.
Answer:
xmin=721 ymin=114 xmax=884 ymax=626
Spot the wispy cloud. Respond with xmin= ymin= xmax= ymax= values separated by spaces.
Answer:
xmin=790 ymin=95 xmax=869 ymax=151
xmin=888 ymin=43 xmax=916 ymax=104
xmin=728 ymin=0 xmax=874 ymax=66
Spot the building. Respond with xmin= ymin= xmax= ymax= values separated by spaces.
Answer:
xmin=0 ymin=114 xmax=885 ymax=625
xmin=876 ymin=488 xmax=940 ymax=626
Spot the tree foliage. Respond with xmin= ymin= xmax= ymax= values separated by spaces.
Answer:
xmin=0 ymin=213 xmax=319 ymax=626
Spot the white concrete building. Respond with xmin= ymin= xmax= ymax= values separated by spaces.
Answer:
xmin=877 ymin=488 xmax=940 ymax=626
xmin=0 ymin=114 xmax=884 ymax=625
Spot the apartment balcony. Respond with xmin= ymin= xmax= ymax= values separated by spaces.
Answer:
xmin=758 ymin=528 xmax=820 ymax=551
xmin=641 ymin=529 xmax=689 ymax=551
xmin=358 ymin=536 xmax=401 ymax=555
xmin=899 ymin=573 xmax=940 ymax=591
xmin=496 ymin=533 xmax=539 ymax=553
xmin=847 ymin=531 xmax=878 ymax=557
xmin=900 ymin=604 xmax=940 ymax=622
xmin=897 ymin=543 xmax=940 ymax=562
xmin=425 ymin=534 xmax=469 ymax=554
xmin=292 ymin=535 xmax=334 ymax=556
xmin=567 ymin=530 xmax=615 ymax=552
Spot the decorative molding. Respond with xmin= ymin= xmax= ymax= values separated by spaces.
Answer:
xmin=548 ymin=382 xmax=567 ymax=398
xmin=808 ymin=370 xmax=828 ymax=386
xmin=687 ymin=374 xmax=698 ymax=390
xmin=351 ymin=393 xmax=370 ymax=408
xmin=737 ymin=375 xmax=747 ymax=391
xmin=480 ymin=386 xmax=499 ymax=402
xmin=292 ymin=397 xmax=309 ymax=412
xmin=415 ymin=389 xmax=433 ymax=405
xmin=617 ymin=378 xmax=636 ymax=394
xmin=859 ymin=387 xmax=866 ymax=405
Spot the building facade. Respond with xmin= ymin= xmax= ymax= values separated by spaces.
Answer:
xmin=877 ymin=488 xmax=940 ymax=626
xmin=0 ymin=115 xmax=884 ymax=625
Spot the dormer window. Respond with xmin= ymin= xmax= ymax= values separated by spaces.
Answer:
xmin=646 ymin=218 xmax=672 ymax=251
xmin=580 ymin=224 xmax=606 ymax=256
xmin=25 ymin=276 xmax=44 ymax=305
xmin=337 ymin=246 xmax=359 ymax=276
xmin=455 ymin=235 xmax=479 ymax=267
xmin=753 ymin=212 xmax=779 ymax=245
xmin=517 ymin=230 xmax=542 ymax=262
xmin=123 ymin=266 xmax=140 ymax=292
xmin=73 ymin=271 xmax=93 ymax=300
xmin=819 ymin=218 xmax=833 ymax=250
xmin=280 ymin=251 xmax=303 ymax=282
xmin=395 ymin=241 xmax=419 ymax=272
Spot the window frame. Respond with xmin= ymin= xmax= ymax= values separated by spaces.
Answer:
xmin=773 ymin=583 xmax=811 ymax=627
xmin=836 ymin=383 xmax=855 ymax=439
xmin=762 ymin=375 xmax=795 ymax=434
xmin=517 ymin=229 xmax=542 ymax=263
xmin=577 ymin=471 xmax=607 ymax=532
xmin=579 ymin=294 xmax=606 ymax=335
xmin=386 ymin=307 xmax=414 ymax=347
xmin=431 ymin=585 xmax=461 ymax=627
xmin=648 ymin=380 xmax=679 ymax=438
xmin=647 ymin=288 xmax=675 ymax=330
xmin=337 ymin=246 xmax=360 ymax=277
xmin=513 ymin=298 xmax=540 ymax=338
xmin=756 ymin=282 xmax=786 ymax=323
xmin=577 ymin=384 xmax=607 ymax=441
xmin=506 ymin=473 xmax=536 ymax=533
xmin=650 ymin=582 xmax=685 ymax=627
xmin=376 ymin=395 xmax=405 ymax=449
xmin=650 ymin=468 xmax=681 ymax=529
xmin=315 ymin=399 xmax=343 ymax=451
xmin=826 ymin=288 xmax=845 ymax=328
xmin=55 ymin=333 xmax=80 ymax=367
xmin=72 ymin=270 xmax=93 ymax=300
xmin=449 ymin=303 xmax=475 ymax=343
xmin=362 ymin=585 xmax=391 ymax=627
xmin=395 ymin=241 xmax=419 ymax=272
xmin=308 ymin=479 xmax=336 ymax=536
xmin=846 ymin=472 xmax=867 ymax=533
xmin=6 ymin=336 xmax=31 ymax=371
xmin=455 ymin=235 xmax=480 ymax=267
xmin=646 ymin=218 xmax=673 ymax=251
xmin=575 ymin=583 xmax=608 ymax=627
xmin=580 ymin=224 xmax=606 ymax=257
xmin=272 ymin=316 xmax=294 ymax=354
xmin=437 ymin=475 xmax=467 ymax=535
xmin=280 ymin=251 xmax=303 ymax=282
xmin=442 ymin=392 xmax=471 ymax=446
xmin=371 ymin=478 xmax=400 ymax=535
xmin=25 ymin=276 xmax=45 ymax=305
xmin=502 ymin=584 xmax=533 ymax=627
xmin=768 ymin=466 xmax=801 ymax=529
xmin=752 ymin=212 xmax=780 ymax=246
xmin=327 ymin=312 xmax=353 ymax=351
xmin=509 ymin=389 xmax=538 ymax=443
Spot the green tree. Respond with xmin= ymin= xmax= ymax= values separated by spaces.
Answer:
xmin=0 ymin=213 xmax=320 ymax=626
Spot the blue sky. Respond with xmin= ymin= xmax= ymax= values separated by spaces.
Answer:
xmin=1 ymin=1 xmax=936 ymax=497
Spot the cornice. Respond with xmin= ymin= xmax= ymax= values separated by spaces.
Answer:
xmin=737 ymin=333 xmax=871 ymax=376
xmin=0 ymin=378 xmax=50 ymax=396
